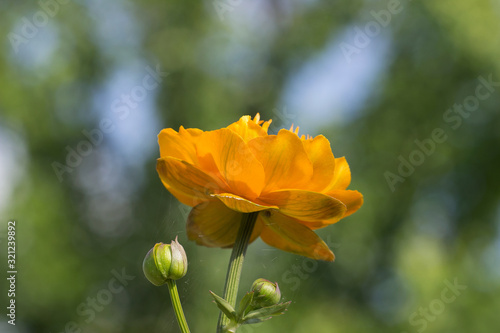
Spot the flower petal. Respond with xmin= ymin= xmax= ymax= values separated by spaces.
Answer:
xmin=325 ymin=157 xmax=351 ymax=191
xmin=301 ymin=135 xmax=336 ymax=192
xmin=327 ymin=190 xmax=363 ymax=217
xmin=161 ymin=184 xmax=199 ymax=208
xmin=212 ymin=193 xmax=278 ymax=213
xmin=259 ymin=190 xmax=346 ymax=222
xmin=248 ymin=129 xmax=313 ymax=193
xmin=226 ymin=115 xmax=269 ymax=142
xmin=158 ymin=126 xmax=202 ymax=163
xmin=259 ymin=211 xmax=335 ymax=261
xmin=187 ymin=201 xmax=242 ymax=247
xmin=187 ymin=200 xmax=263 ymax=247
xmin=157 ymin=157 xmax=226 ymax=207
xmin=196 ymin=128 xmax=265 ymax=199
xmin=299 ymin=190 xmax=363 ymax=230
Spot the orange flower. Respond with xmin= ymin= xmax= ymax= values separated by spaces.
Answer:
xmin=157 ymin=114 xmax=363 ymax=261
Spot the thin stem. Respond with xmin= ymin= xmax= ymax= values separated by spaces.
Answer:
xmin=217 ymin=212 xmax=259 ymax=333
xmin=166 ymin=279 xmax=191 ymax=333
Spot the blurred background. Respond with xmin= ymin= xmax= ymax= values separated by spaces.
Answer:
xmin=1 ymin=0 xmax=500 ymax=332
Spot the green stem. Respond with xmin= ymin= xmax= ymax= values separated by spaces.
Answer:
xmin=217 ymin=212 xmax=259 ymax=333
xmin=166 ymin=279 xmax=191 ymax=333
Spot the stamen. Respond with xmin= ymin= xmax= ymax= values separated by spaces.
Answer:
xmin=262 ymin=119 xmax=272 ymax=132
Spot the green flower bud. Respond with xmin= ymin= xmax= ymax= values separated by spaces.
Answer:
xmin=251 ymin=278 xmax=281 ymax=308
xmin=143 ymin=237 xmax=188 ymax=286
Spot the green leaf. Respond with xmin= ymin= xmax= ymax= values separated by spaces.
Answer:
xmin=242 ymin=301 xmax=291 ymax=322
xmin=236 ymin=292 xmax=254 ymax=319
xmin=241 ymin=318 xmax=265 ymax=325
xmin=209 ymin=291 xmax=236 ymax=321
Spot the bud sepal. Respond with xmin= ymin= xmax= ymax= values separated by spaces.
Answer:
xmin=250 ymin=278 xmax=281 ymax=309
xmin=143 ymin=237 xmax=188 ymax=286
xmin=209 ymin=278 xmax=291 ymax=332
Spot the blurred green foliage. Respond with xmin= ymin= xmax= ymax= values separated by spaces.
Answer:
xmin=1 ymin=0 xmax=500 ymax=332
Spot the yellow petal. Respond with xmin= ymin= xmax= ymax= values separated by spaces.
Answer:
xmin=212 ymin=193 xmax=278 ymax=213
xmin=301 ymin=135 xmax=336 ymax=192
xmin=248 ymin=129 xmax=313 ymax=193
xmin=158 ymin=126 xmax=202 ymax=163
xmin=157 ymin=157 xmax=227 ymax=207
xmin=187 ymin=200 xmax=263 ymax=247
xmin=161 ymin=183 xmax=200 ymax=207
xmin=259 ymin=211 xmax=335 ymax=261
xmin=299 ymin=190 xmax=363 ymax=230
xmin=187 ymin=200 xmax=242 ymax=247
xmin=327 ymin=190 xmax=363 ymax=217
xmin=196 ymin=128 xmax=265 ymax=199
xmin=325 ymin=157 xmax=351 ymax=191
xmin=259 ymin=189 xmax=346 ymax=222
xmin=227 ymin=115 xmax=269 ymax=142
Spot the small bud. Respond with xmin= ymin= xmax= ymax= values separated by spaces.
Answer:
xmin=251 ymin=278 xmax=281 ymax=308
xmin=143 ymin=237 xmax=188 ymax=286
